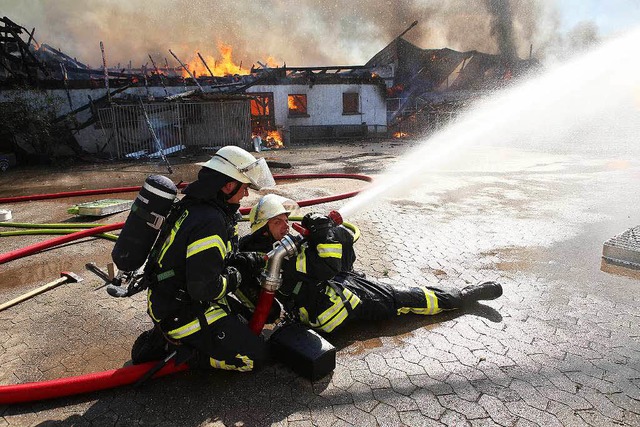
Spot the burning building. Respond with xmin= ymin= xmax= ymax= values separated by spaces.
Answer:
xmin=1 ymin=14 xmax=539 ymax=164
xmin=246 ymin=65 xmax=388 ymax=145
xmin=366 ymin=33 xmax=540 ymax=135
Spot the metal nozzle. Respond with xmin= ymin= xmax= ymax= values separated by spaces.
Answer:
xmin=261 ymin=234 xmax=303 ymax=292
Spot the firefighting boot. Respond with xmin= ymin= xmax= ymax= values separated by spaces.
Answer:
xmin=131 ymin=326 xmax=170 ymax=364
xmin=460 ymin=281 xmax=503 ymax=307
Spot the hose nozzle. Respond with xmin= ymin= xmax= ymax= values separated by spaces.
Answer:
xmin=328 ymin=210 xmax=343 ymax=226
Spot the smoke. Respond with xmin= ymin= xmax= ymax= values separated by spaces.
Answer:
xmin=484 ymin=0 xmax=518 ymax=60
xmin=4 ymin=0 xmax=605 ymax=68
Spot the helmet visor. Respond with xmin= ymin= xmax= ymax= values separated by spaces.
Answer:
xmin=241 ymin=158 xmax=275 ymax=190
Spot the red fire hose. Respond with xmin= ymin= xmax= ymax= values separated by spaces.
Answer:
xmin=0 ymin=360 xmax=188 ymax=405
xmin=0 ymin=223 xmax=123 ymax=265
xmin=248 ymin=211 xmax=344 ymax=335
xmin=0 ymin=173 xmax=371 ymax=404
xmin=0 ymin=174 xmax=372 ymax=266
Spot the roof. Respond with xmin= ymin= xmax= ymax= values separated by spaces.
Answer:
xmin=366 ymin=37 xmax=540 ymax=93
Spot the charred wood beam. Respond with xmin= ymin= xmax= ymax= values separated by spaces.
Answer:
xmin=169 ymin=49 xmax=203 ymax=92
xmin=53 ymin=83 xmax=132 ymax=123
xmin=281 ymin=65 xmax=370 ymax=73
xmin=396 ymin=21 xmax=418 ymax=40
xmin=26 ymin=27 xmax=35 ymax=47
xmin=197 ymin=52 xmax=215 ymax=77
xmin=1 ymin=17 xmax=49 ymax=76
xmin=0 ymin=59 xmax=19 ymax=77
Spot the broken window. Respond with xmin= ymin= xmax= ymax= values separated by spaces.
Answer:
xmin=343 ymin=92 xmax=359 ymax=115
xmin=250 ymin=93 xmax=275 ymax=133
xmin=288 ymin=94 xmax=308 ymax=117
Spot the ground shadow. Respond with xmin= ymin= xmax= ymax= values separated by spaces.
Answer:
xmin=6 ymin=304 xmax=501 ymax=426
xmin=327 ymin=303 xmax=502 ymax=351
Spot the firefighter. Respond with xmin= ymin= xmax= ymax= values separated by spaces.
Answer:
xmin=133 ymin=146 xmax=274 ymax=372
xmin=232 ymin=194 xmax=298 ymax=321
xmin=239 ymin=195 xmax=503 ymax=335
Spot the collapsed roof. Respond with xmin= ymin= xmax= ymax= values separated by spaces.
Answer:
xmin=366 ymin=37 xmax=540 ymax=94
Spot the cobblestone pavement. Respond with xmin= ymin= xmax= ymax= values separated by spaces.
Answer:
xmin=1 ymin=141 xmax=639 ymax=426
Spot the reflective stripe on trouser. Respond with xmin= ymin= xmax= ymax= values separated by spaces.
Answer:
xmin=304 ymin=285 xmax=361 ymax=333
xmin=166 ymin=305 xmax=228 ymax=340
xmin=181 ymin=314 xmax=267 ymax=372
xmin=397 ymin=286 xmax=443 ymax=315
xmin=209 ymin=354 xmax=254 ymax=372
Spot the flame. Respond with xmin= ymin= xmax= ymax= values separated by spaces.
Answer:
xmin=265 ymin=130 xmax=284 ymax=148
xmin=181 ymin=43 xmax=249 ymax=78
xmin=251 ymin=130 xmax=285 ymax=149
xmin=393 ymin=132 xmax=408 ymax=138
xmin=263 ymin=56 xmax=280 ymax=68
xmin=288 ymin=95 xmax=306 ymax=113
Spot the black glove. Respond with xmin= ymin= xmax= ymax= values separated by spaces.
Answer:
xmin=222 ymin=266 xmax=241 ymax=293
xmin=301 ymin=212 xmax=335 ymax=243
xmin=227 ymin=252 xmax=266 ymax=279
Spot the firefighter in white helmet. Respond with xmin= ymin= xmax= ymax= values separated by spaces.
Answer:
xmin=133 ymin=145 xmax=274 ymax=372
xmin=239 ymin=195 xmax=503 ymax=335
xmin=232 ymin=194 xmax=300 ymax=321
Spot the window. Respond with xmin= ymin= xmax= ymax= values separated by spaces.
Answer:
xmin=250 ymin=93 xmax=275 ymax=133
xmin=288 ymin=94 xmax=308 ymax=116
xmin=342 ymin=92 xmax=359 ymax=115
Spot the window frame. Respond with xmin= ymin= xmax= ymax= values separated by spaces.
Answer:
xmin=342 ymin=92 xmax=360 ymax=115
xmin=287 ymin=93 xmax=309 ymax=117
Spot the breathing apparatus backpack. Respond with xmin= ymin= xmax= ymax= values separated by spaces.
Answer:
xmin=108 ymin=175 xmax=178 ymax=297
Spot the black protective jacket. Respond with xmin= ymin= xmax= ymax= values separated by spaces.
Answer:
xmin=146 ymin=170 xmax=241 ymax=336
xmin=240 ymin=224 xmax=358 ymax=333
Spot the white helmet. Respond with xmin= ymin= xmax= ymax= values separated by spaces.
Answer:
xmin=249 ymin=194 xmax=299 ymax=233
xmin=198 ymin=145 xmax=275 ymax=190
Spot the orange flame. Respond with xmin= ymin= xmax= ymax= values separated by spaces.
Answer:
xmin=265 ymin=130 xmax=284 ymax=148
xmin=181 ymin=43 xmax=249 ymax=78
xmin=180 ymin=44 xmax=283 ymax=78
xmin=393 ymin=132 xmax=408 ymax=138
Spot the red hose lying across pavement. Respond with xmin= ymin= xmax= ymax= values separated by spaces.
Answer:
xmin=0 ymin=223 xmax=123 ymax=265
xmin=0 ymin=173 xmax=373 ymax=405
xmin=0 ymin=173 xmax=371 ymax=205
xmin=0 ymin=360 xmax=188 ymax=405
xmin=0 ymin=174 xmax=373 ymax=266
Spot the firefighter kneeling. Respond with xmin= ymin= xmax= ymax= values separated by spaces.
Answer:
xmin=239 ymin=194 xmax=503 ymax=335
xmin=132 ymin=146 xmax=274 ymax=372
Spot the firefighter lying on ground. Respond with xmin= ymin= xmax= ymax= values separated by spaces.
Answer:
xmin=238 ymin=194 xmax=503 ymax=335
xmin=131 ymin=146 xmax=273 ymax=371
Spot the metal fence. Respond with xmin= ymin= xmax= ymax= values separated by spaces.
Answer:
xmin=97 ymin=100 xmax=251 ymax=159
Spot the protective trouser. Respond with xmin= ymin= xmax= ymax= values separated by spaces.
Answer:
xmin=335 ymin=272 xmax=464 ymax=322
xmin=179 ymin=313 xmax=269 ymax=372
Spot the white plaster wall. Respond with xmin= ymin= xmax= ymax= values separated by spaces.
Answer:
xmin=247 ymin=83 xmax=387 ymax=131
xmin=2 ymin=82 xmax=388 ymax=154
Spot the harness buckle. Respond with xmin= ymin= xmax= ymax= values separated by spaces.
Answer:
xmin=147 ymin=212 xmax=165 ymax=230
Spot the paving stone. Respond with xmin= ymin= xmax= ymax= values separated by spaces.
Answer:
xmin=332 ymin=403 xmax=377 ymax=425
xmin=437 ymin=394 xmax=489 ymax=420
xmin=2 ymin=144 xmax=640 ymax=426
xmin=399 ymin=410 xmax=446 ymax=427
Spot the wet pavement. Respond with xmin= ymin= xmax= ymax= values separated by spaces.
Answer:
xmin=1 ymin=140 xmax=639 ymax=426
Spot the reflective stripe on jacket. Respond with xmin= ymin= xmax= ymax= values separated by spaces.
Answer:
xmin=146 ymin=199 xmax=238 ymax=332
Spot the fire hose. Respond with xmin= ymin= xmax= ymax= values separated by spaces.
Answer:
xmin=0 ymin=174 xmax=369 ymax=405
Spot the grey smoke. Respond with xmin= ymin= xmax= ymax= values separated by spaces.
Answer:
xmin=4 ymin=0 xmax=604 ymax=68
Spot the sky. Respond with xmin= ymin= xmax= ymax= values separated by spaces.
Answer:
xmin=3 ymin=0 xmax=640 ymax=69
xmin=557 ymin=0 xmax=640 ymax=36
